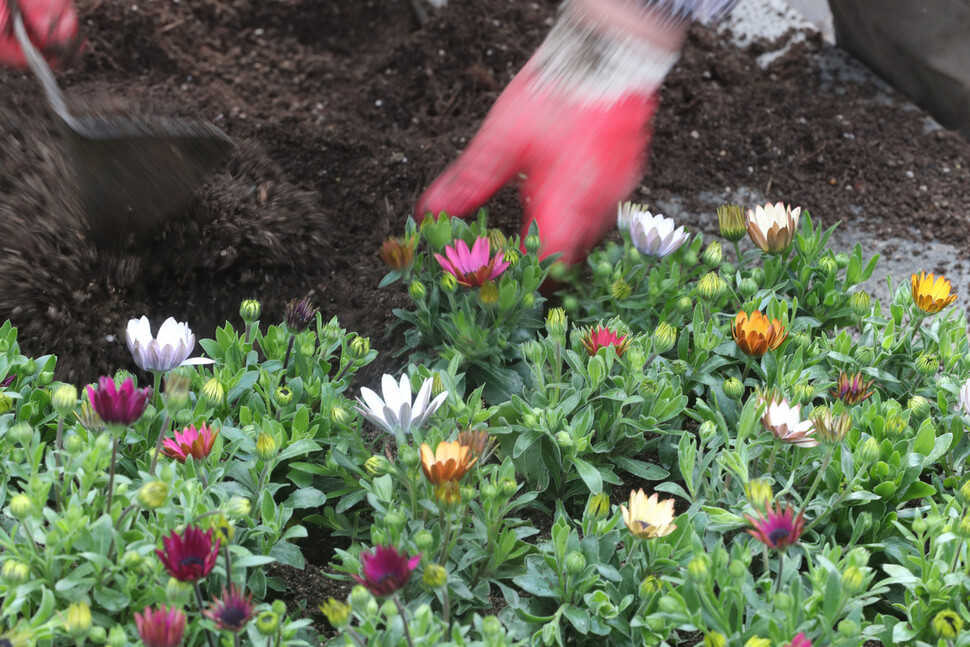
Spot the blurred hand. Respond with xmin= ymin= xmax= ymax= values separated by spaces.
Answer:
xmin=0 ymin=0 xmax=81 ymax=68
xmin=417 ymin=0 xmax=687 ymax=265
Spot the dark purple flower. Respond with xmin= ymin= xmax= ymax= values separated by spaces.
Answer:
xmin=0 ymin=375 xmax=15 ymax=388
xmin=135 ymin=605 xmax=186 ymax=647
xmin=205 ymin=584 xmax=255 ymax=632
xmin=156 ymin=526 xmax=220 ymax=582
xmin=284 ymin=298 xmax=317 ymax=332
xmin=86 ymin=376 xmax=151 ymax=426
xmin=352 ymin=545 xmax=421 ymax=596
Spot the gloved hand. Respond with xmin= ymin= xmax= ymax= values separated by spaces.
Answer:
xmin=0 ymin=0 xmax=81 ymax=68
xmin=417 ymin=0 xmax=696 ymax=265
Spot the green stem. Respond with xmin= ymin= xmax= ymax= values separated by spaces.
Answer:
xmin=152 ymin=371 xmax=162 ymax=411
xmin=803 ymin=467 xmax=867 ymax=535
xmin=193 ymin=582 xmax=218 ymax=647
xmin=732 ymin=241 xmax=745 ymax=271
xmin=282 ymin=334 xmax=296 ymax=377
xmin=766 ymin=441 xmax=779 ymax=477
xmin=53 ymin=416 xmax=65 ymax=511
xmin=393 ymin=596 xmax=415 ymax=647
xmin=799 ymin=448 xmax=834 ymax=508
xmin=149 ymin=413 xmax=172 ymax=475
xmin=775 ymin=551 xmax=785 ymax=595
xmin=106 ymin=436 xmax=119 ymax=516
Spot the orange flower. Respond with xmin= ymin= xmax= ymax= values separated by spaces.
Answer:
xmin=732 ymin=311 xmax=787 ymax=357
xmin=911 ymin=272 xmax=957 ymax=314
xmin=379 ymin=235 xmax=417 ymax=271
xmin=457 ymin=429 xmax=496 ymax=464
xmin=420 ymin=440 xmax=477 ymax=486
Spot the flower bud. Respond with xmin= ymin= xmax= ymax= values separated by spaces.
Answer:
xmin=835 ymin=252 xmax=850 ymax=268
xmin=697 ymin=272 xmax=724 ymax=301
xmin=652 ymin=322 xmax=677 ymax=354
xmin=52 ymin=384 xmax=78 ymax=417
xmin=163 ymin=373 xmax=191 ymax=414
xmin=440 ymin=272 xmax=458 ymax=293
xmin=256 ymin=611 xmax=279 ymax=636
xmin=850 ymin=291 xmax=871 ymax=318
xmin=0 ymin=393 xmax=11 ymax=415
xmin=794 ymin=383 xmax=816 ymax=405
xmin=107 ymin=625 xmax=127 ymax=647
xmin=408 ymin=280 xmax=426 ymax=302
xmin=703 ymin=632 xmax=726 ymax=647
xmin=594 ymin=261 xmax=613 ymax=281
xmin=482 ymin=616 xmax=503 ymax=640
xmin=423 ymin=564 xmax=448 ymax=588
xmin=201 ymin=377 xmax=226 ymax=407
xmin=912 ymin=516 xmax=927 ymax=534
xmin=960 ymin=479 xmax=970 ymax=504
xmin=857 ymin=437 xmax=879 ymax=464
xmin=683 ymin=250 xmax=699 ymax=266
xmin=121 ymin=550 xmax=144 ymax=571
xmin=698 ymin=420 xmax=717 ymax=443
xmin=380 ymin=598 xmax=398 ymax=618
xmin=1 ymin=559 xmax=30 ymax=585
xmin=524 ymin=234 xmax=542 ymax=254
xmin=348 ymin=585 xmax=373 ymax=614
xmin=702 ymin=242 xmax=722 ymax=268
xmin=639 ymin=575 xmax=662 ymax=596
xmin=413 ymin=531 xmax=435 ymax=554
xmin=137 ymin=480 xmax=169 ymax=509
xmin=774 ymin=591 xmax=792 ymax=611
xmin=744 ymin=478 xmax=773 ymax=510
xmin=907 ymin=395 xmax=930 ymax=419
xmin=744 ymin=638 xmax=771 ymax=647
xmin=723 ymin=377 xmax=744 ymax=400
xmin=738 ymin=277 xmax=758 ymax=299
xmin=272 ymin=600 xmax=287 ymax=616
xmin=955 ymin=516 xmax=970 ymax=539
xmin=64 ymin=601 xmax=92 ymax=638
xmin=385 ymin=510 xmax=407 ymax=533
xmin=320 ymin=319 xmax=343 ymax=347
xmin=586 ymin=493 xmax=611 ymax=521
xmin=610 ymin=278 xmax=633 ymax=301
xmin=818 ymin=256 xmax=838 ymax=275
xmin=166 ymin=577 xmax=193 ymax=606
xmin=399 ymin=445 xmax=420 ymax=470
xmin=717 ymin=205 xmax=747 ymax=242
xmin=365 ymin=455 xmax=391 ymax=476
xmin=728 ymin=560 xmax=748 ymax=580
xmin=499 ymin=478 xmax=518 ymax=498
xmin=274 ymin=386 xmax=293 ymax=407
xmin=226 ymin=496 xmax=251 ymax=518
xmin=915 ymin=353 xmax=939 ymax=376
xmin=8 ymin=494 xmax=32 ymax=520
xmin=10 ymin=423 xmax=33 ymax=446
xmin=256 ymin=432 xmax=279 ymax=461
xmin=687 ymin=555 xmax=711 ymax=582
xmin=478 ymin=282 xmax=499 ymax=305
xmin=240 ymin=298 xmax=262 ymax=324
xmin=932 ymin=610 xmax=964 ymax=639
xmin=670 ymin=360 xmax=688 ymax=376
xmin=64 ymin=434 xmax=83 ymax=455
xmin=540 ymin=309 xmax=567 ymax=342
xmin=837 ymin=619 xmax=859 ymax=639
xmin=555 ymin=431 xmax=574 ymax=448
xmin=321 ymin=598 xmax=352 ymax=628
xmin=349 ymin=336 xmax=371 ymax=360
xmin=284 ymin=297 xmax=317 ymax=333
xmin=565 ymin=552 xmax=587 ymax=575
xmin=841 ymin=565 xmax=865 ymax=595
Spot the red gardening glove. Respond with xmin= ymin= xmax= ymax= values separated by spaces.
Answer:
xmin=0 ymin=0 xmax=81 ymax=68
xmin=417 ymin=0 xmax=691 ymax=265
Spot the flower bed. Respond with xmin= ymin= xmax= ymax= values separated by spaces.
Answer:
xmin=2 ymin=201 xmax=969 ymax=647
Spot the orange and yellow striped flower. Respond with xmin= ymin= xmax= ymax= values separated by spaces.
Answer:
xmin=732 ymin=311 xmax=787 ymax=357
xmin=420 ymin=440 xmax=477 ymax=486
xmin=911 ymin=272 xmax=957 ymax=314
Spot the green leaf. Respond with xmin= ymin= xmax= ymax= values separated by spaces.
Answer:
xmin=611 ymin=456 xmax=668 ymax=480
xmin=284 ymin=487 xmax=327 ymax=509
xmin=562 ymin=605 xmax=590 ymax=635
xmin=270 ymin=541 xmax=305 ymax=569
xmin=571 ymin=457 xmax=603 ymax=494
xmin=900 ymin=481 xmax=936 ymax=503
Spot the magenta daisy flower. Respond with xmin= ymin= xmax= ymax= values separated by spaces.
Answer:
xmin=156 ymin=526 xmax=221 ymax=582
xmin=87 ymin=376 xmax=151 ymax=426
xmin=745 ymin=503 xmax=805 ymax=551
xmin=161 ymin=423 xmax=219 ymax=463
xmin=205 ymin=584 xmax=255 ymax=632
xmin=352 ymin=545 xmax=421 ymax=596
xmin=785 ymin=633 xmax=812 ymax=647
xmin=830 ymin=370 xmax=875 ymax=405
xmin=581 ymin=326 xmax=630 ymax=357
xmin=135 ymin=605 xmax=186 ymax=647
xmin=434 ymin=237 xmax=510 ymax=288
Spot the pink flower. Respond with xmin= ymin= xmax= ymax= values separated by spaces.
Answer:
xmin=135 ymin=605 xmax=186 ymax=647
xmin=758 ymin=393 xmax=818 ymax=448
xmin=205 ymin=584 xmax=255 ymax=632
xmin=161 ymin=423 xmax=219 ymax=463
xmin=87 ymin=376 xmax=151 ymax=426
xmin=156 ymin=526 xmax=221 ymax=582
xmin=434 ymin=238 xmax=510 ymax=288
xmin=745 ymin=503 xmax=805 ymax=551
xmin=785 ymin=633 xmax=812 ymax=647
xmin=581 ymin=326 xmax=629 ymax=357
xmin=352 ymin=545 xmax=421 ymax=596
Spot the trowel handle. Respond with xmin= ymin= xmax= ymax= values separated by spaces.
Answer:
xmin=5 ymin=0 xmax=71 ymax=122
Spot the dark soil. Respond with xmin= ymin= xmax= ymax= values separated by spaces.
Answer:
xmin=2 ymin=0 xmax=970 ymax=632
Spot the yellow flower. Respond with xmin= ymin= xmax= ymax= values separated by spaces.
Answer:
xmin=911 ymin=271 xmax=957 ymax=314
xmin=746 ymin=202 xmax=801 ymax=253
xmin=620 ymin=489 xmax=676 ymax=539
xmin=932 ymin=609 xmax=964 ymax=639
xmin=732 ymin=310 xmax=788 ymax=357
xmin=420 ymin=440 xmax=477 ymax=486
